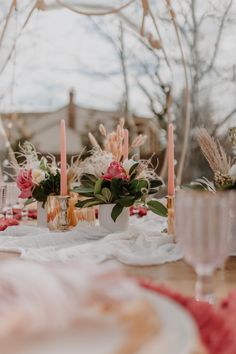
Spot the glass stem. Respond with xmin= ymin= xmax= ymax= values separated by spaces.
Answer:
xmin=195 ymin=272 xmax=215 ymax=304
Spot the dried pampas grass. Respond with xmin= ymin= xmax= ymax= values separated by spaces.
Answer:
xmin=99 ymin=124 xmax=106 ymax=137
xmin=88 ymin=132 xmax=101 ymax=151
xmin=88 ymin=118 xmax=147 ymax=162
xmin=198 ymin=128 xmax=231 ymax=174
xmin=67 ymin=149 xmax=85 ymax=187
xmin=131 ymin=134 xmax=147 ymax=149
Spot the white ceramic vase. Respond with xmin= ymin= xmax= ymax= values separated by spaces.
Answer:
xmin=37 ymin=202 xmax=47 ymax=228
xmin=99 ymin=204 xmax=129 ymax=232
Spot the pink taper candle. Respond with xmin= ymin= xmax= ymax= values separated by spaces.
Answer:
xmin=60 ymin=119 xmax=68 ymax=196
xmin=123 ymin=129 xmax=129 ymax=160
xmin=167 ymin=123 xmax=175 ymax=196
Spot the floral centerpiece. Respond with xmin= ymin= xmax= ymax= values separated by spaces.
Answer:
xmin=14 ymin=142 xmax=81 ymax=228
xmin=15 ymin=142 xmax=81 ymax=206
xmin=186 ymin=127 xmax=236 ymax=191
xmin=15 ymin=142 xmax=61 ymax=206
xmin=75 ymin=119 xmax=167 ymax=226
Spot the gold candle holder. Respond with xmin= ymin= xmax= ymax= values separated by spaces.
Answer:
xmin=47 ymin=194 xmax=96 ymax=232
xmin=167 ymin=195 xmax=175 ymax=236
xmin=47 ymin=195 xmax=74 ymax=232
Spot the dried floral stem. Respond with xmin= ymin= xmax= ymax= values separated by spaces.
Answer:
xmin=198 ymin=128 xmax=231 ymax=174
xmin=67 ymin=149 xmax=85 ymax=187
xmin=99 ymin=124 xmax=107 ymax=137
xmin=131 ymin=135 xmax=147 ymax=149
xmin=89 ymin=119 xmax=147 ymax=162
xmin=88 ymin=132 xmax=102 ymax=151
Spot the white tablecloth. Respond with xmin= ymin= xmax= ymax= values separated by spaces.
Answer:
xmin=0 ymin=214 xmax=183 ymax=265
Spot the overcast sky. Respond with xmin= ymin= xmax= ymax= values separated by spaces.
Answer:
xmin=0 ymin=0 xmax=235 ymax=125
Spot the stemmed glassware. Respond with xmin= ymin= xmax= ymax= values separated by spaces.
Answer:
xmin=176 ymin=190 xmax=231 ymax=303
xmin=5 ymin=182 xmax=20 ymax=218
xmin=0 ymin=184 xmax=7 ymax=217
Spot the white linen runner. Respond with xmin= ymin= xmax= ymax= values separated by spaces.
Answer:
xmin=0 ymin=214 xmax=183 ymax=265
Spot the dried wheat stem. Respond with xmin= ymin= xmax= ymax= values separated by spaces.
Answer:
xmin=88 ymin=133 xmax=101 ymax=151
xmin=198 ymin=128 xmax=230 ymax=174
xmin=99 ymin=124 xmax=106 ymax=137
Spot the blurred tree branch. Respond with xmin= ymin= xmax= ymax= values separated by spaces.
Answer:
xmin=213 ymin=108 xmax=236 ymax=135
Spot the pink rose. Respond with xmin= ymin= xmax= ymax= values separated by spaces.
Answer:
xmin=103 ymin=161 xmax=129 ymax=181
xmin=16 ymin=169 xmax=33 ymax=199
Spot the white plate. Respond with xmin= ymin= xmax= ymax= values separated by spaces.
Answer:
xmin=139 ymin=291 xmax=198 ymax=354
xmin=2 ymin=291 xmax=198 ymax=354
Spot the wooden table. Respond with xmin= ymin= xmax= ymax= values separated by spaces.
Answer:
xmin=1 ymin=251 xmax=236 ymax=299
xmin=125 ymin=257 xmax=236 ymax=299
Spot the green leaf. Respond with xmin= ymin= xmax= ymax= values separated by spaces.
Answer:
xmin=75 ymin=187 xmax=94 ymax=193
xmin=39 ymin=171 xmax=60 ymax=197
xmin=150 ymin=179 xmax=163 ymax=189
xmin=118 ymin=196 xmax=135 ymax=207
xmin=94 ymin=194 xmax=107 ymax=203
xmin=85 ymin=174 xmax=98 ymax=183
xmin=183 ymin=183 xmax=206 ymax=191
xmin=130 ymin=179 xmax=139 ymax=190
xmin=129 ymin=163 xmax=139 ymax=176
xmin=80 ymin=174 xmax=96 ymax=188
xmin=101 ymin=187 xmax=112 ymax=202
xmin=76 ymin=199 xmax=92 ymax=208
xmin=111 ymin=178 xmax=122 ymax=199
xmin=147 ymin=200 xmax=168 ymax=217
xmin=84 ymin=200 xmax=103 ymax=207
xmin=182 ymin=178 xmax=216 ymax=192
xmin=94 ymin=178 xmax=103 ymax=194
xmin=79 ymin=192 xmax=95 ymax=197
xmin=111 ymin=204 xmax=124 ymax=222
xmin=32 ymin=186 xmax=47 ymax=204
xmin=135 ymin=179 xmax=149 ymax=193
xmin=76 ymin=199 xmax=102 ymax=208
xmin=24 ymin=197 xmax=35 ymax=206
xmin=148 ymin=188 xmax=159 ymax=195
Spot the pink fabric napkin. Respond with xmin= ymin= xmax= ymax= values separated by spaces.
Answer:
xmin=0 ymin=218 xmax=19 ymax=231
xmin=12 ymin=208 xmax=37 ymax=220
xmin=140 ymin=279 xmax=236 ymax=354
xmin=0 ymin=209 xmax=37 ymax=231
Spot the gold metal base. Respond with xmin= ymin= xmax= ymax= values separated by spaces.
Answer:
xmin=167 ymin=195 xmax=175 ymax=236
xmin=47 ymin=195 xmax=73 ymax=232
xmin=47 ymin=194 xmax=96 ymax=232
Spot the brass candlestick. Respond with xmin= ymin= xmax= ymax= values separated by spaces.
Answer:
xmin=56 ymin=196 xmax=71 ymax=231
xmin=47 ymin=194 xmax=96 ymax=231
xmin=167 ymin=195 xmax=175 ymax=235
xmin=47 ymin=195 xmax=72 ymax=232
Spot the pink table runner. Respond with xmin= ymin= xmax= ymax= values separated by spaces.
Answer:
xmin=140 ymin=279 xmax=236 ymax=354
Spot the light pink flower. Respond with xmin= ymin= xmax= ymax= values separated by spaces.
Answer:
xmin=16 ymin=169 xmax=33 ymax=199
xmin=103 ymin=161 xmax=128 ymax=181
